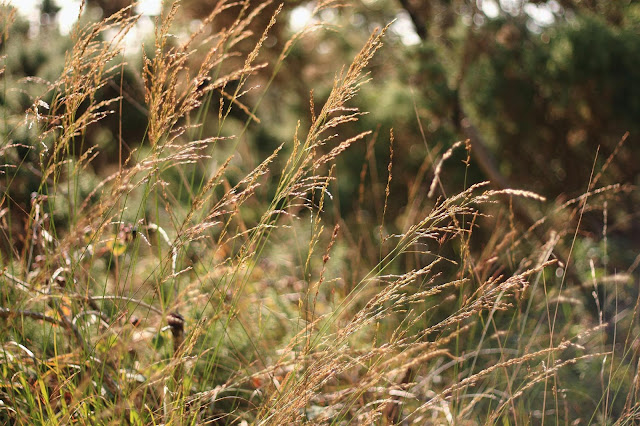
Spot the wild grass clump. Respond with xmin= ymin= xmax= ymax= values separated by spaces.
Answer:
xmin=1 ymin=1 xmax=638 ymax=424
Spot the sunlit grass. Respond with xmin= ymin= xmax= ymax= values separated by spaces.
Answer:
xmin=0 ymin=1 xmax=638 ymax=425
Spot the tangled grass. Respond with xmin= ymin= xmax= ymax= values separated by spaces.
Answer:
xmin=0 ymin=1 xmax=638 ymax=424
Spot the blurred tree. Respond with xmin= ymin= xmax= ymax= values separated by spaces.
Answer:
xmin=87 ymin=0 xmax=132 ymax=18
xmin=386 ymin=0 xmax=640 ymax=317
xmin=369 ymin=1 xmax=640 ymax=239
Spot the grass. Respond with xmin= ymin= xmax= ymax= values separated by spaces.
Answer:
xmin=1 ymin=1 xmax=639 ymax=424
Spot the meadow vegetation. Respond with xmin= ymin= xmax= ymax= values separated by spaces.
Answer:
xmin=0 ymin=1 xmax=638 ymax=424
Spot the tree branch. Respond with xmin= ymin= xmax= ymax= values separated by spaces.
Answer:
xmin=396 ymin=0 xmax=427 ymax=39
xmin=0 ymin=307 xmax=64 ymax=327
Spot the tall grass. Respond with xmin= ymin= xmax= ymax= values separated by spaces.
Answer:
xmin=0 ymin=1 xmax=638 ymax=424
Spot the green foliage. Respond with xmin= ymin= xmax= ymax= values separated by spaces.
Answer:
xmin=463 ymin=14 xmax=640 ymax=196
